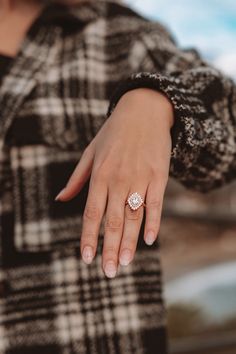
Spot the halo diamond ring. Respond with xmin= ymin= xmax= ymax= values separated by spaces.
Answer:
xmin=125 ymin=192 xmax=146 ymax=211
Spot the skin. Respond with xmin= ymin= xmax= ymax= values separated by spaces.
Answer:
xmin=57 ymin=90 xmax=174 ymax=278
xmin=0 ymin=0 xmax=44 ymax=56
xmin=1 ymin=0 xmax=174 ymax=278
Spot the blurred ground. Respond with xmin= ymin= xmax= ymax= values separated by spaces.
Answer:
xmin=160 ymin=217 xmax=236 ymax=281
xmin=160 ymin=179 xmax=236 ymax=282
xmin=159 ymin=179 xmax=236 ymax=352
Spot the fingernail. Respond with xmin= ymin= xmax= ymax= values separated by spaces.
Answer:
xmin=119 ymin=249 xmax=132 ymax=266
xmin=145 ymin=231 xmax=155 ymax=245
xmin=82 ymin=246 xmax=94 ymax=264
xmin=55 ymin=188 xmax=66 ymax=201
xmin=104 ymin=261 xmax=117 ymax=278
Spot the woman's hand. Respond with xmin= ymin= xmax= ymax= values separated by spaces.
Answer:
xmin=55 ymin=88 xmax=174 ymax=278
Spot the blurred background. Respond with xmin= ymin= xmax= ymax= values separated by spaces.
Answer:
xmin=127 ymin=1 xmax=236 ymax=353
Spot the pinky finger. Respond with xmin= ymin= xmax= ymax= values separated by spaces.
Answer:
xmin=143 ymin=180 xmax=165 ymax=246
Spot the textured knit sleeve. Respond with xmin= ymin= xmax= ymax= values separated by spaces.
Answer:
xmin=106 ymin=21 xmax=236 ymax=193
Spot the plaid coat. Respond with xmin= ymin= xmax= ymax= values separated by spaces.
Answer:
xmin=0 ymin=1 xmax=236 ymax=353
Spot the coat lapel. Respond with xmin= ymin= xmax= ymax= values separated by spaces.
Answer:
xmin=0 ymin=0 xmax=105 ymax=146
xmin=0 ymin=0 xmax=123 ymax=149
xmin=0 ymin=26 xmax=62 ymax=146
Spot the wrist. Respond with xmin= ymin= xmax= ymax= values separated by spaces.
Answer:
xmin=120 ymin=88 xmax=174 ymax=129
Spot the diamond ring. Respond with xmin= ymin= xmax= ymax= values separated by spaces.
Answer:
xmin=125 ymin=192 xmax=146 ymax=211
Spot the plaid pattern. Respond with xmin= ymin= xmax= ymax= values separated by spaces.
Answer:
xmin=1 ymin=0 xmax=236 ymax=353
xmin=107 ymin=26 xmax=236 ymax=193
xmin=0 ymin=1 xmax=168 ymax=353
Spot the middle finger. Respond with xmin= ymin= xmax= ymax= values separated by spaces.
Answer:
xmin=102 ymin=184 xmax=128 ymax=278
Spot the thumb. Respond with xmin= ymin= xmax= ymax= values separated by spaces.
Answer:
xmin=55 ymin=145 xmax=95 ymax=202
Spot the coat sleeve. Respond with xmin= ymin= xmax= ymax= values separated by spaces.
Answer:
xmin=106 ymin=21 xmax=236 ymax=193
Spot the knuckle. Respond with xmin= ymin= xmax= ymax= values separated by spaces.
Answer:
xmin=146 ymin=212 xmax=161 ymax=229
xmin=83 ymin=204 xmax=101 ymax=221
xmin=115 ymin=173 xmax=127 ymax=185
xmin=91 ymin=168 xmax=107 ymax=184
xmin=103 ymin=246 xmax=117 ymax=258
xmin=81 ymin=231 xmax=97 ymax=244
xmin=93 ymin=156 xmax=110 ymax=175
xmin=112 ymin=169 xmax=130 ymax=185
xmin=146 ymin=199 xmax=162 ymax=209
xmin=98 ymin=169 xmax=108 ymax=181
xmin=147 ymin=217 xmax=160 ymax=228
xmin=153 ymin=169 xmax=168 ymax=183
xmin=105 ymin=215 xmax=123 ymax=231
xmin=149 ymin=165 xmax=159 ymax=176
xmin=125 ymin=206 xmax=143 ymax=220
xmin=148 ymin=219 xmax=160 ymax=230
xmin=122 ymin=238 xmax=137 ymax=250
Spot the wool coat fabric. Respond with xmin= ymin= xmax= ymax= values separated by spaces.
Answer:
xmin=0 ymin=0 xmax=236 ymax=353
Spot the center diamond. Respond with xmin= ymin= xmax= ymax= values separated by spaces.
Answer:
xmin=127 ymin=192 xmax=144 ymax=211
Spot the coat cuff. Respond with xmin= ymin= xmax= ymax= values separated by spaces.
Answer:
xmin=106 ymin=72 xmax=207 ymax=151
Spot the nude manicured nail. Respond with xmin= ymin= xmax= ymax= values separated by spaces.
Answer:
xmin=145 ymin=231 xmax=155 ymax=245
xmin=55 ymin=188 xmax=66 ymax=201
xmin=119 ymin=249 xmax=132 ymax=266
xmin=104 ymin=261 xmax=117 ymax=278
xmin=82 ymin=246 xmax=94 ymax=264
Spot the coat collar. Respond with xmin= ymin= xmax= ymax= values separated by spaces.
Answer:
xmin=27 ymin=0 xmax=122 ymax=32
xmin=0 ymin=0 xmax=122 ymax=145
xmin=0 ymin=26 xmax=62 ymax=146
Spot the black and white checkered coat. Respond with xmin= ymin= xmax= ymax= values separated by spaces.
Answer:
xmin=0 ymin=0 xmax=236 ymax=353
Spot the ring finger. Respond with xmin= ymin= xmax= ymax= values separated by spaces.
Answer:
xmin=118 ymin=186 xmax=146 ymax=267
